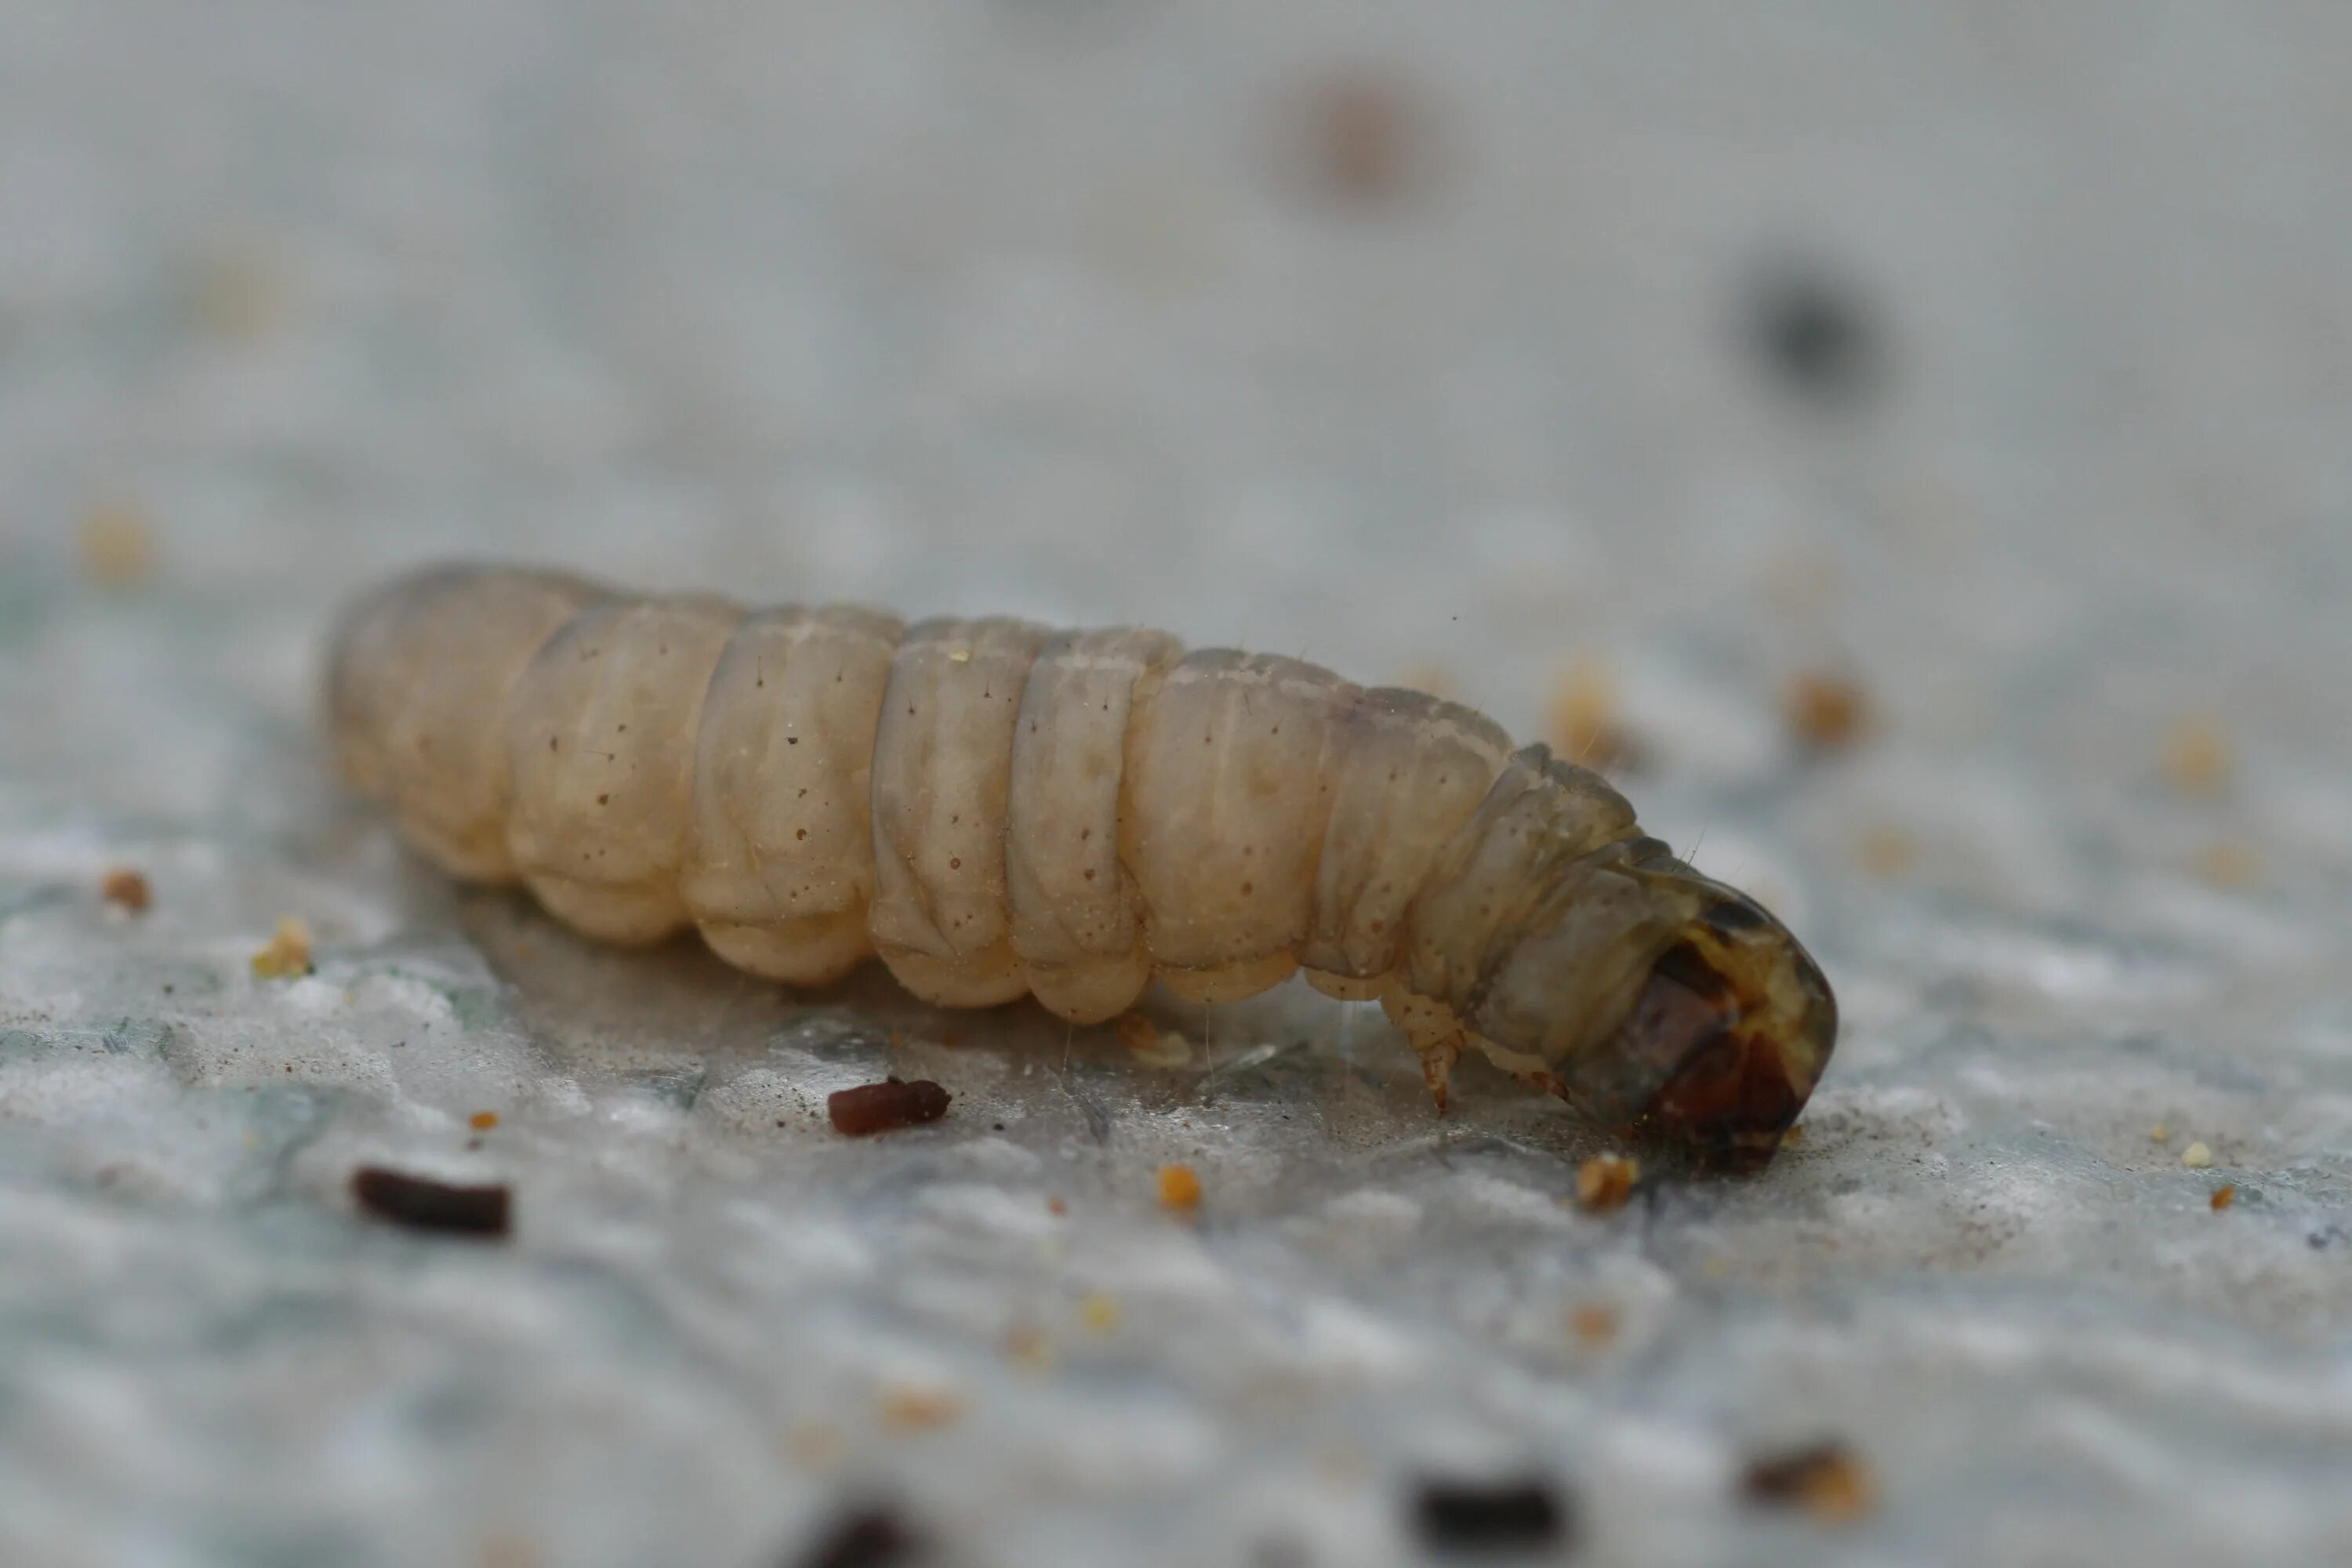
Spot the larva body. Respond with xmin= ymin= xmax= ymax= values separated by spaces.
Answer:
xmin=328 ymin=564 xmax=1836 ymax=1166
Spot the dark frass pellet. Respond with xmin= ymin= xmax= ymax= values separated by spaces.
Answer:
xmin=790 ymin=1504 xmax=925 ymax=1568
xmin=1410 ymin=1477 xmax=1572 ymax=1554
xmin=827 ymin=1077 xmax=951 ymax=1135
xmin=350 ymin=1167 xmax=511 ymax=1236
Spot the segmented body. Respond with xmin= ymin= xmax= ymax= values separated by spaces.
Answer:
xmin=328 ymin=564 xmax=1835 ymax=1161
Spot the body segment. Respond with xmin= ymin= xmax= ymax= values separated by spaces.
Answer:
xmin=327 ymin=564 xmax=1836 ymax=1166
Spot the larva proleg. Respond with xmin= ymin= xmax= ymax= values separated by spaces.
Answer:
xmin=328 ymin=564 xmax=1837 ymax=1169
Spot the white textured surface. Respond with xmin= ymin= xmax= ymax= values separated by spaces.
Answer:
xmin=3 ymin=3 xmax=2350 ymax=1565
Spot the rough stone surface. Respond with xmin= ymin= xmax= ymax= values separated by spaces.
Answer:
xmin=2 ymin=4 xmax=2349 ymax=1565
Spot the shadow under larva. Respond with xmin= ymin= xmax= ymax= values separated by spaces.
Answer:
xmin=325 ymin=563 xmax=1836 ymax=1170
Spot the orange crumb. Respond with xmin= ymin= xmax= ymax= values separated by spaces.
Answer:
xmin=1047 ymin=1196 xmax=1068 ymax=1217
xmin=100 ymin=868 xmax=151 ymax=913
xmin=1568 ymin=1303 xmax=1620 ymax=1348
xmin=2163 ymin=714 xmax=2231 ymax=798
xmin=1004 ymin=1324 xmax=1054 ymax=1372
xmin=1156 ymin=1163 xmax=1203 ymax=1211
xmin=1398 ymin=662 xmax=1461 ymax=702
xmin=469 ymin=1111 xmax=499 ymax=1131
xmin=250 ymin=916 xmax=313 ymax=978
xmin=1854 ymin=824 xmax=1917 ymax=879
xmin=1116 ymin=1012 xmax=1192 ymax=1068
xmin=77 ymin=498 xmax=157 ymax=586
xmin=1547 ymin=658 xmax=1635 ymax=772
xmin=474 ymin=1533 xmax=539 ymax=1568
xmin=2210 ymin=1185 xmax=2237 ymax=1211
xmin=1743 ymin=1442 xmax=1878 ymax=1523
xmin=1784 ymin=670 xmax=1872 ymax=752
xmin=1079 ymin=1292 xmax=1122 ymax=1334
xmin=1575 ymin=1153 xmax=1639 ymax=1213
xmin=2194 ymin=840 xmax=2261 ymax=889
xmin=877 ymin=1386 xmax=966 ymax=1432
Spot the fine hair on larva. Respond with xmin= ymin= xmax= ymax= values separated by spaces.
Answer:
xmin=327 ymin=564 xmax=1837 ymax=1167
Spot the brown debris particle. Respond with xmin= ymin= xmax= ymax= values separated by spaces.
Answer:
xmin=1784 ymin=670 xmax=1872 ymax=753
xmin=1574 ymin=1153 xmax=1639 ymax=1213
xmin=827 ymin=1078 xmax=951 ymax=1136
xmin=1004 ymin=1323 xmax=1054 ymax=1373
xmin=1741 ymin=1441 xmax=1878 ymax=1523
xmin=1156 ymin=1163 xmax=1203 ymax=1211
xmin=77 ymin=497 xmax=158 ymax=586
xmin=877 ymin=1385 xmax=966 ymax=1432
xmin=350 ymin=1167 xmax=512 ymax=1237
xmin=1546 ymin=658 xmax=1638 ymax=772
xmin=2210 ymin=1184 xmax=2237 ymax=1211
xmin=1567 ymin=1303 xmax=1620 ymax=1348
xmin=100 ymin=868 xmax=151 ymax=913
xmin=250 ymin=916 xmax=314 ymax=978
xmin=1288 ymin=68 xmax=1431 ymax=208
xmin=2163 ymin=714 xmax=2231 ymax=798
xmin=469 ymin=1110 xmax=500 ymax=1131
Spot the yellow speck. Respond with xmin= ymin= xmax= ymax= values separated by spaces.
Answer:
xmin=1854 ymin=824 xmax=1917 ymax=879
xmin=1779 ymin=1123 xmax=1806 ymax=1148
xmin=1079 ymin=1292 xmax=1122 ymax=1334
xmin=2181 ymin=1142 xmax=2213 ymax=1170
xmin=2163 ymin=714 xmax=2230 ymax=798
xmin=1575 ymin=1153 xmax=1639 ymax=1213
xmin=1784 ymin=669 xmax=1872 ymax=752
xmin=192 ymin=241 xmax=283 ymax=340
xmin=947 ymin=648 xmax=971 ymax=663
xmin=469 ymin=1110 xmax=499 ymax=1131
xmin=250 ymin=917 xmax=313 ymax=978
xmin=77 ymin=497 xmax=157 ymax=586
xmin=2149 ymin=1123 xmax=2169 ymax=1144
xmin=781 ymin=1421 xmax=844 ymax=1470
xmin=1546 ymin=656 xmax=1632 ymax=771
xmin=1156 ymin=1163 xmax=1203 ymax=1210
xmin=1116 ymin=1012 xmax=1192 ymax=1068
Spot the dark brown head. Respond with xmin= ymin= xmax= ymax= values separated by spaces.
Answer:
xmin=1462 ymin=844 xmax=1837 ymax=1171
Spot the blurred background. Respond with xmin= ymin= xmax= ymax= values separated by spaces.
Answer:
xmin=2 ymin=4 xmax=2350 ymax=1566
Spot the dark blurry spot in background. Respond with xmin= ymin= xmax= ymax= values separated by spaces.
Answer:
xmin=1745 ymin=263 xmax=1886 ymax=410
xmin=1279 ymin=67 xmax=1436 ymax=210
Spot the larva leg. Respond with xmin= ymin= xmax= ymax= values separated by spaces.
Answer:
xmin=1004 ymin=628 xmax=1181 ymax=1023
xmin=1123 ymin=649 xmax=1353 ymax=1003
xmin=504 ymin=594 xmax=741 ymax=942
xmin=328 ymin=567 xmax=603 ymax=883
xmin=868 ymin=618 xmax=1049 ymax=1007
xmin=1381 ymin=986 xmax=1466 ymax=1112
xmin=681 ymin=604 xmax=903 ymax=985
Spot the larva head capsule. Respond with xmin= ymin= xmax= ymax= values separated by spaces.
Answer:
xmin=1465 ymin=840 xmax=1837 ymax=1171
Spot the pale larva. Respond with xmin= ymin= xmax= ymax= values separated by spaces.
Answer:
xmin=327 ymin=564 xmax=1836 ymax=1167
